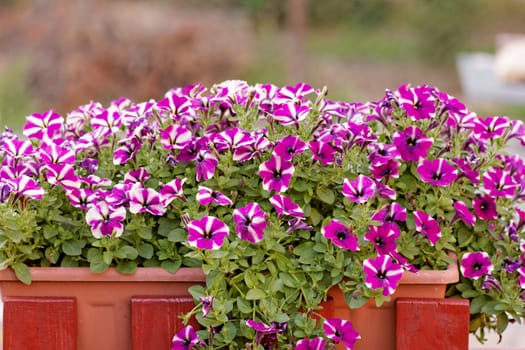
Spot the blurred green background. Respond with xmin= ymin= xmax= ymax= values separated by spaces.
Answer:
xmin=1 ymin=0 xmax=525 ymax=133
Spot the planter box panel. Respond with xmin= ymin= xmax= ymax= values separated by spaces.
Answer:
xmin=131 ymin=296 xmax=199 ymax=350
xmin=396 ymin=298 xmax=469 ymax=350
xmin=3 ymin=296 xmax=77 ymax=350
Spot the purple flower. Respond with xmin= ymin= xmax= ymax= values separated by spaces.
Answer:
xmin=473 ymin=195 xmax=498 ymax=220
xmin=3 ymin=175 xmax=45 ymax=200
xmin=199 ymin=296 xmax=214 ymax=318
xmin=196 ymin=186 xmax=233 ymax=206
xmin=246 ymin=320 xmax=288 ymax=349
xmin=160 ymin=178 xmax=187 ymax=206
xmin=342 ymin=175 xmax=376 ymax=204
xmin=308 ymin=140 xmax=337 ymax=166
xmin=364 ymin=224 xmax=399 ymax=255
xmin=482 ymin=167 xmax=518 ymax=198
xmin=413 ymin=210 xmax=441 ymax=245
xmin=269 ymin=194 xmax=303 ymax=218
xmin=452 ymin=201 xmax=476 ymax=226
xmin=124 ymin=168 xmax=151 ymax=184
xmin=321 ymin=219 xmax=359 ymax=251
xmin=323 ymin=318 xmax=360 ymax=350
xmin=39 ymin=142 xmax=75 ymax=165
xmin=369 ymin=158 xmax=399 ymax=180
xmin=460 ymin=252 xmax=493 ymax=280
xmin=160 ymin=124 xmax=193 ymax=150
xmin=187 ymin=216 xmax=229 ymax=250
xmin=417 ymin=158 xmax=457 ymax=186
xmin=44 ymin=163 xmax=80 ymax=190
xmin=295 ymin=337 xmax=326 ymax=350
xmin=259 ymin=156 xmax=295 ymax=193
xmin=392 ymin=126 xmax=433 ymax=162
xmin=213 ymin=127 xmax=252 ymax=153
xmin=473 ymin=116 xmax=509 ymax=140
xmin=195 ymin=149 xmax=219 ymax=182
xmin=65 ymin=188 xmax=97 ymax=210
xmin=113 ymin=137 xmax=142 ymax=165
xmin=85 ymin=201 xmax=126 ymax=238
xmin=363 ymin=254 xmax=404 ymax=296
xmin=232 ymin=202 xmax=267 ymax=243
xmin=129 ymin=186 xmax=166 ymax=216
xmin=272 ymin=102 xmax=311 ymax=126
xmin=171 ymin=325 xmax=204 ymax=350
xmin=273 ymin=135 xmax=307 ymax=160
xmin=23 ymin=109 xmax=63 ymax=141
xmin=372 ymin=203 xmax=406 ymax=224
xmin=396 ymin=84 xmax=436 ymax=120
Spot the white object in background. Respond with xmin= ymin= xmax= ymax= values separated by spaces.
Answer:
xmin=494 ymin=38 xmax=525 ymax=83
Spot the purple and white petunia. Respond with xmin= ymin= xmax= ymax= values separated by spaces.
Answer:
xmin=323 ymin=318 xmax=360 ymax=350
xmin=272 ymin=102 xmax=311 ymax=126
xmin=232 ymin=202 xmax=267 ymax=243
xmin=417 ymin=158 xmax=457 ymax=187
xmin=196 ymin=186 xmax=233 ymax=206
xmin=269 ymin=194 xmax=303 ymax=218
xmin=186 ymin=216 xmax=229 ymax=250
xmin=452 ymin=201 xmax=476 ymax=226
xmin=128 ymin=185 xmax=166 ymax=216
xmin=85 ymin=200 xmax=127 ymax=238
xmin=295 ymin=337 xmax=327 ymax=350
xmin=160 ymin=178 xmax=187 ymax=206
xmin=342 ymin=175 xmax=376 ymax=204
xmin=23 ymin=109 xmax=63 ymax=141
xmin=364 ymin=224 xmax=399 ymax=255
xmin=309 ymin=140 xmax=337 ymax=166
xmin=482 ymin=167 xmax=518 ymax=198
xmin=413 ymin=210 xmax=441 ymax=245
xmin=160 ymin=124 xmax=193 ymax=150
xmin=392 ymin=126 xmax=433 ymax=162
xmin=194 ymin=149 xmax=219 ymax=182
xmin=473 ymin=195 xmax=498 ymax=221
xmin=273 ymin=135 xmax=308 ymax=160
xmin=259 ymin=155 xmax=295 ymax=193
xmin=321 ymin=219 xmax=359 ymax=251
xmin=363 ymin=254 xmax=404 ymax=296
xmin=171 ymin=325 xmax=204 ymax=350
xmin=460 ymin=251 xmax=493 ymax=280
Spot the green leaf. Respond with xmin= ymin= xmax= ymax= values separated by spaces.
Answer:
xmin=117 ymin=261 xmax=137 ymax=274
xmin=246 ymin=288 xmax=267 ymax=300
xmin=161 ymin=259 xmax=182 ymax=273
xmin=237 ymin=297 xmax=252 ymax=313
xmin=188 ymin=285 xmax=206 ymax=300
xmin=116 ymin=246 xmax=139 ymax=260
xmin=62 ymin=240 xmax=86 ymax=256
xmin=137 ymin=243 xmax=154 ymax=259
xmin=90 ymin=255 xmax=109 ymax=273
xmin=168 ymin=229 xmax=187 ymax=243
xmin=316 ymin=187 xmax=335 ymax=204
xmin=12 ymin=263 xmax=31 ymax=285
xmin=103 ymin=251 xmax=113 ymax=265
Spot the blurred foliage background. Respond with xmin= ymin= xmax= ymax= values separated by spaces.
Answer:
xmin=1 ymin=0 xmax=525 ymax=132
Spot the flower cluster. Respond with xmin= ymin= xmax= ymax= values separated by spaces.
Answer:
xmin=1 ymin=80 xmax=525 ymax=348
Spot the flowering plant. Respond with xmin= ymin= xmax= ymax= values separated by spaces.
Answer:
xmin=1 ymin=80 xmax=525 ymax=348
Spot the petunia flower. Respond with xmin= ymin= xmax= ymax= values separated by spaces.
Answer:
xmin=272 ymin=102 xmax=311 ymax=126
xmin=273 ymin=135 xmax=307 ymax=160
xmin=473 ymin=195 xmax=498 ymax=220
xmin=482 ymin=167 xmax=518 ymax=198
xmin=128 ymin=186 xmax=166 ymax=216
xmin=23 ymin=109 xmax=63 ymax=141
xmin=171 ymin=325 xmax=204 ymax=350
xmin=246 ymin=320 xmax=288 ymax=349
xmin=232 ymin=202 xmax=267 ymax=243
xmin=473 ymin=116 xmax=509 ymax=140
xmin=363 ymin=254 xmax=404 ymax=296
xmin=269 ymin=194 xmax=303 ymax=218
xmin=413 ymin=210 xmax=441 ymax=245
xmin=342 ymin=175 xmax=376 ymax=204
xmin=309 ymin=140 xmax=337 ymax=166
xmin=392 ymin=126 xmax=433 ymax=162
xmin=199 ymin=296 xmax=214 ymax=318
xmin=321 ymin=219 xmax=359 ymax=251
xmin=187 ymin=216 xmax=229 ymax=250
xmin=452 ymin=201 xmax=476 ymax=226
xmin=364 ymin=224 xmax=399 ymax=255
xmin=259 ymin=155 xmax=295 ymax=193
xmin=85 ymin=201 xmax=126 ymax=238
xmin=196 ymin=186 xmax=233 ymax=207
xmin=396 ymin=84 xmax=436 ymax=120
xmin=194 ymin=149 xmax=218 ymax=182
xmin=113 ymin=137 xmax=142 ymax=165
xmin=323 ymin=318 xmax=360 ymax=350
xmin=160 ymin=124 xmax=193 ymax=150
xmin=3 ymin=174 xmax=45 ymax=200
xmin=160 ymin=178 xmax=187 ymax=206
xmin=460 ymin=252 xmax=493 ymax=280
xmin=417 ymin=158 xmax=457 ymax=186
xmin=295 ymin=337 xmax=327 ymax=350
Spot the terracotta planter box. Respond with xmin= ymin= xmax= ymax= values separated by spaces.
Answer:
xmin=0 ymin=262 xmax=467 ymax=350
xmin=0 ymin=267 xmax=206 ymax=350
